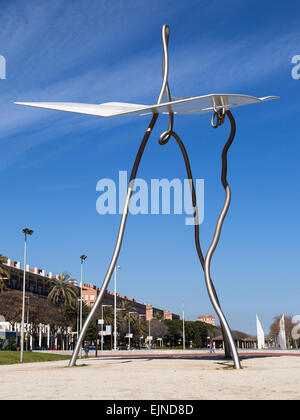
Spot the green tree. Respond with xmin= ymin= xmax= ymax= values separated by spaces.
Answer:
xmin=270 ymin=315 xmax=296 ymax=348
xmin=115 ymin=301 xmax=139 ymax=344
xmin=92 ymin=304 xmax=114 ymax=327
xmin=103 ymin=306 xmax=114 ymax=326
xmin=163 ymin=319 xmax=216 ymax=349
xmin=85 ymin=325 xmax=97 ymax=342
xmin=6 ymin=336 xmax=17 ymax=351
xmin=64 ymin=302 xmax=89 ymax=330
xmin=0 ymin=290 xmax=23 ymax=328
xmin=48 ymin=272 xmax=79 ymax=308
xmin=150 ymin=319 xmax=169 ymax=344
xmin=116 ymin=301 xmax=137 ymax=321
xmin=0 ymin=255 xmax=10 ymax=294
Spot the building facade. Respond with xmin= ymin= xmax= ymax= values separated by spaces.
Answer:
xmin=1 ymin=258 xmax=179 ymax=321
xmin=3 ymin=259 xmax=55 ymax=297
xmin=82 ymin=284 xmax=179 ymax=321
xmin=197 ymin=315 xmax=216 ymax=326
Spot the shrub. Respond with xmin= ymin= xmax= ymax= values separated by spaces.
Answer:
xmin=6 ymin=337 xmax=17 ymax=351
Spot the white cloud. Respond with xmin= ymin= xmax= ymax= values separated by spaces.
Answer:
xmin=0 ymin=0 xmax=299 ymax=169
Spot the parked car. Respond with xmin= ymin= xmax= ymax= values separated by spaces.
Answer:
xmin=116 ymin=346 xmax=128 ymax=351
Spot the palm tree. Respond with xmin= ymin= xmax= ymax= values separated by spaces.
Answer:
xmin=48 ymin=271 xmax=79 ymax=308
xmin=116 ymin=300 xmax=137 ymax=325
xmin=105 ymin=305 xmax=117 ymax=326
xmin=0 ymin=255 xmax=10 ymax=294
xmin=116 ymin=301 xmax=139 ymax=345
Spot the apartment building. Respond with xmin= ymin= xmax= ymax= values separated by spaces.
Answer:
xmin=82 ymin=284 xmax=179 ymax=321
xmin=1 ymin=258 xmax=179 ymax=321
xmin=197 ymin=315 xmax=216 ymax=326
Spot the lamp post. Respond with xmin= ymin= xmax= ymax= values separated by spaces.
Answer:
xmin=114 ymin=264 xmax=121 ymax=351
xmin=76 ymin=298 xmax=80 ymax=344
xmin=25 ymin=296 xmax=30 ymax=352
xmin=182 ymin=300 xmax=186 ymax=351
xmin=20 ymin=228 xmax=34 ymax=363
xmin=148 ymin=318 xmax=153 ymax=348
xmin=80 ymin=254 xmax=87 ymax=358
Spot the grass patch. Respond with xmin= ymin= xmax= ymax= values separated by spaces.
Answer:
xmin=221 ymin=365 xmax=236 ymax=370
xmin=0 ymin=351 xmax=70 ymax=366
xmin=68 ymin=363 xmax=89 ymax=368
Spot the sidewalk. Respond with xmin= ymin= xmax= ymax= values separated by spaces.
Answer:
xmin=34 ymin=348 xmax=300 ymax=358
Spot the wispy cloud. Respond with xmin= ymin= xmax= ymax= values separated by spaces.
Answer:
xmin=0 ymin=0 xmax=299 ymax=169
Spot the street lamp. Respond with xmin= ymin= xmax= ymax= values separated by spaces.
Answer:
xmin=114 ymin=264 xmax=121 ymax=351
xmin=148 ymin=318 xmax=153 ymax=348
xmin=25 ymin=296 xmax=30 ymax=352
xmin=80 ymin=254 xmax=87 ymax=358
xmin=182 ymin=300 xmax=186 ymax=351
xmin=20 ymin=228 xmax=34 ymax=363
xmin=128 ymin=312 xmax=138 ymax=349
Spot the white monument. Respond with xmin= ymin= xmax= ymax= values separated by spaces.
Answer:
xmin=256 ymin=315 xmax=265 ymax=349
xmin=278 ymin=314 xmax=287 ymax=350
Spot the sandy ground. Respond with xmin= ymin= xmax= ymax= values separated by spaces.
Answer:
xmin=1 ymin=353 xmax=300 ymax=400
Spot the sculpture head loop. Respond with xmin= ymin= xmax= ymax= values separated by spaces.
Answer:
xmin=157 ymin=24 xmax=171 ymax=105
xmin=157 ymin=25 xmax=173 ymax=145
xmin=211 ymin=109 xmax=226 ymax=129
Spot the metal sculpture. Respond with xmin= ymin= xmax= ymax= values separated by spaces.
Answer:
xmin=15 ymin=25 xmax=278 ymax=369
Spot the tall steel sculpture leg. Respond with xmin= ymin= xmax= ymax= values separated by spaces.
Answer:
xmin=69 ymin=114 xmax=159 ymax=367
xmin=159 ymin=24 xmax=235 ymax=361
xmin=170 ymin=131 xmax=233 ymax=360
xmin=204 ymin=110 xmax=240 ymax=369
xmin=159 ymin=110 xmax=240 ymax=368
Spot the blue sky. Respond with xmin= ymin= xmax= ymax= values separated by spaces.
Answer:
xmin=0 ymin=0 xmax=299 ymax=335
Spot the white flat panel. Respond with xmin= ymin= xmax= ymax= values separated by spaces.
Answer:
xmin=14 ymin=101 xmax=147 ymax=117
xmin=278 ymin=315 xmax=287 ymax=350
xmin=15 ymin=94 xmax=278 ymax=118
xmin=256 ymin=315 xmax=265 ymax=350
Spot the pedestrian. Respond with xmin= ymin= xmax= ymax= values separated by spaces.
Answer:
xmin=84 ymin=342 xmax=89 ymax=358
xmin=209 ymin=339 xmax=215 ymax=353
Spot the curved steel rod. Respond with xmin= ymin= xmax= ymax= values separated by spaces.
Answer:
xmin=162 ymin=126 xmax=239 ymax=367
xmin=157 ymin=24 xmax=174 ymax=145
xmin=157 ymin=24 xmax=171 ymax=105
xmin=69 ymin=114 xmax=159 ymax=367
xmin=170 ymin=131 xmax=232 ymax=359
xmin=156 ymin=29 xmax=239 ymax=367
xmin=204 ymin=185 xmax=241 ymax=369
xmin=203 ymin=110 xmax=241 ymax=369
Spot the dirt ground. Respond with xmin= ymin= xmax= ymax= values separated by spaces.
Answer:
xmin=1 ymin=353 xmax=300 ymax=400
